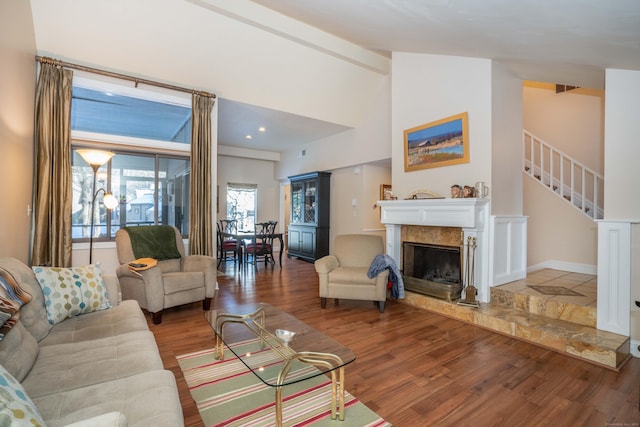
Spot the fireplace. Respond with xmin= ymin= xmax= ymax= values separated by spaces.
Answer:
xmin=378 ymin=198 xmax=491 ymax=303
xmin=402 ymin=242 xmax=463 ymax=301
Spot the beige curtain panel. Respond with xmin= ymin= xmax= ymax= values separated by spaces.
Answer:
xmin=189 ymin=93 xmax=215 ymax=256
xmin=31 ymin=61 xmax=74 ymax=267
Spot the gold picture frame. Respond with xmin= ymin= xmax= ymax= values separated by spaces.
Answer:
xmin=380 ymin=184 xmax=392 ymax=200
xmin=404 ymin=112 xmax=469 ymax=172
xmin=379 ymin=184 xmax=392 ymax=219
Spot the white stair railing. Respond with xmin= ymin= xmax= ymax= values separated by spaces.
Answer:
xmin=523 ymin=130 xmax=604 ymax=220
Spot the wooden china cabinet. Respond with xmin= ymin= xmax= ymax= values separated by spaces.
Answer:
xmin=287 ymin=171 xmax=331 ymax=262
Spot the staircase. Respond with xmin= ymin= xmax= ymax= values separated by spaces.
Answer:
xmin=402 ymin=269 xmax=631 ymax=370
xmin=523 ymin=130 xmax=603 ymax=219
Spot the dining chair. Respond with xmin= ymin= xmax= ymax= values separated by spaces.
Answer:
xmin=217 ymin=219 xmax=240 ymax=266
xmin=244 ymin=221 xmax=277 ymax=266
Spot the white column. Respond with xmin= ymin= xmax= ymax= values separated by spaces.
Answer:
xmin=385 ymin=224 xmax=402 ymax=263
xmin=597 ymin=221 xmax=631 ymax=335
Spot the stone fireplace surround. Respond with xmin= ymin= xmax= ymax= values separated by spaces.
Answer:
xmin=379 ymin=198 xmax=491 ymax=302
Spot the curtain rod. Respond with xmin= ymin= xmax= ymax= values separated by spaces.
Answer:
xmin=36 ymin=56 xmax=216 ymax=99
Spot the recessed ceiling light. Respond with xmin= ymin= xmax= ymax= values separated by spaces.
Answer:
xmin=245 ymin=134 xmax=253 ymax=139
xmin=258 ymin=127 xmax=266 ymax=132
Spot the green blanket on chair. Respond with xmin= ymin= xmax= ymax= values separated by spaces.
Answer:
xmin=122 ymin=225 xmax=182 ymax=260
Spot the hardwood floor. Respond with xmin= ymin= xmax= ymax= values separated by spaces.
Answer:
xmin=148 ymin=255 xmax=640 ymax=426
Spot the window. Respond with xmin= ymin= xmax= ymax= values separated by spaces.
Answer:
xmin=71 ymin=77 xmax=192 ymax=145
xmin=70 ymin=74 xmax=192 ymax=242
xmin=72 ymin=150 xmax=190 ymax=240
xmin=226 ymin=183 xmax=257 ymax=231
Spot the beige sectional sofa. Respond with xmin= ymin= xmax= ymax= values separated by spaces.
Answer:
xmin=0 ymin=257 xmax=184 ymax=427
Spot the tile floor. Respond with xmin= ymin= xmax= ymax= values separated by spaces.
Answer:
xmin=495 ymin=268 xmax=597 ymax=308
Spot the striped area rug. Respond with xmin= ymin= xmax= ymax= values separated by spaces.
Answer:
xmin=177 ymin=339 xmax=391 ymax=427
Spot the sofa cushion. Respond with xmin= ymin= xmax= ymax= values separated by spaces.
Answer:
xmin=0 ymin=362 xmax=47 ymax=427
xmin=0 ymin=321 xmax=39 ymax=382
xmin=65 ymin=411 xmax=126 ymax=427
xmin=38 ymin=300 xmax=148 ymax=347
xmin=33 ymin=370 xmax=183 ymax=427
xmin=0 ymin=258 xmax=51 ymax=342
xmin=0 ymin=267 xmax=32 ymax=342
xmin=32 ymin=264 xmax=111 ymax=325
xmin=22 ymin=330 xmax=163 ymax=399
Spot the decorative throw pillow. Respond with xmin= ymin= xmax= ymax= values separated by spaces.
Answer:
xmin=0 ymin=363 xmax=47 ymax=427
xmin=0 ymin=268 xmax=32 ymax=341
xmin=32 ymin=264 xmax=111 ymax=325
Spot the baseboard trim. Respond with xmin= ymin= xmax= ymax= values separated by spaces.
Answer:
xmin=528 ymin=260 xmax=597 ymax=275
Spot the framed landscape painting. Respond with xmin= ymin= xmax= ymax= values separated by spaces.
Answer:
xmin=404 ymin=112 xmax=469 ymax=172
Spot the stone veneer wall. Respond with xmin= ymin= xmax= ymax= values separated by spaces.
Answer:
xmin=400 ymin=225 xmax=464 ymax=267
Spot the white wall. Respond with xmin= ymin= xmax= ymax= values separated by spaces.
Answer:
xmin=391 ymin=53 xmax=491 ymax=202
xmin=362 ymin=164 xmax=392 ymax=232
xmin=329 ymin=167 xmax=363 ymax=237
xmin=30 ymin=0 xmax=389 ymax=129
xmin=276 ymin=75 xmax=391 ymax=180
xmin=604 ymin=69 xmax=640 ymax=219
xmin=0 ymin=0 xmax=36 ymax=263
xmin=603 ymin=69 xmax=640 ymax=350
xmin=391 ymin=53 xmax=493 ymax=200
xmin=522 ymin=80 xmax=605 ymax=272
xmin=523 ymin=177 xmax=598 ymax=269
xmin=326 ymin=164 xmax=390 ymax=251
xmin=523 ymin=82 xmax=604 ymax=173
xmin=491 ymin=62 xmax=523 ymax=215
xmin=631 ymin=224 xmax=640 ymax=354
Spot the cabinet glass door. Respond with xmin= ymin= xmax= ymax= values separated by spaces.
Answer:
xmin=291 ymin=181 xmax=304 ymax=223
xmin=304 ymin=180 xmax=317 ymax=223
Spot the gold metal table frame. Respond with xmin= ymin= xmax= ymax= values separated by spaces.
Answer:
xmin=207 ymin=304 xmax=353 ymax=426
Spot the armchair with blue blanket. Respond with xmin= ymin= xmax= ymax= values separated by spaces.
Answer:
xmin=115 ymin=225 xmax=216 ymax=324
xmin=314 ymin=234 xmax=390 ymax=312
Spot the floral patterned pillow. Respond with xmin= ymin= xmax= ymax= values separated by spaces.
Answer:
xmin=0 ymin=363 xmax=46 ymax=426
xmin=32 ymin=263 xmax=111 ymax=325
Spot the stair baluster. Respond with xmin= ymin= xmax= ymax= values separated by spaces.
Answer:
xmin=523 ymin=130 xmax=603 ymax=219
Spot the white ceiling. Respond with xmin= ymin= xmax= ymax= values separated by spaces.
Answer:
xmin=228 ymin=0 xmax=640 ymax=154
xmin=217 ymin=98 xmax=349 ymax=153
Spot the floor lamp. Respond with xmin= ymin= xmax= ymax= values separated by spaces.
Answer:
xmin=77 ymin=149 xmax=118 ymax=264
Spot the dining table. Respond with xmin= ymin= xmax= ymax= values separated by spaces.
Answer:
xmin=219 ymin=230 xmax=284 ymax=267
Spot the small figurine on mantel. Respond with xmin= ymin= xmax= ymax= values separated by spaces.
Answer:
xmin=463 ymin=185 xmax=476 ymax=198
xmin=450 ymin=184 xmax=462 ymax=198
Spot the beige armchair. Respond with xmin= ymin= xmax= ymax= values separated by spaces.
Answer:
xmin=315 ymin=234 xmax=390 ymax=312
xmin=115 ymin=225 xmax=216 ymax=324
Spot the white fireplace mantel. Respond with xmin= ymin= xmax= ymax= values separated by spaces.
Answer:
xmin=379 ymin=198 xmax=492 ymax=303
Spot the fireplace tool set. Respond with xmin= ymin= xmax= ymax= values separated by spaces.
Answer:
xmin=458 ymin=236 xmax=480 ymax=308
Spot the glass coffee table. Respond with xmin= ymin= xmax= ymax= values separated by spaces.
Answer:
xmin=205 ymin=302 xmax=355 ymax=426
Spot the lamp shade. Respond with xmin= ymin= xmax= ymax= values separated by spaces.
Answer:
xmin=77 ymin=149 xmax=115 ymax=168
xmin=103 ymin=193 xmax=119 ymax=210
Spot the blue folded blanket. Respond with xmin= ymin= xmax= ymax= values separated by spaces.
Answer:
xmin=367 ymin=254 xmax=405 ymax=299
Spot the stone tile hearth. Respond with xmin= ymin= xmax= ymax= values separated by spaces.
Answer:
xmin=399 ymin=269 xmax=630 ymax=370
